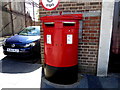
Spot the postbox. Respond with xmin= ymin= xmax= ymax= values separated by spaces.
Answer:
xmin=41 ymin=14 xmax=82 ymax=84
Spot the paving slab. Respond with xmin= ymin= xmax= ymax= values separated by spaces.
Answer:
xmin=41 ymin=74 xmax=120 ymax=89
xmin=0 ymin=46 xmax=42 ymax=89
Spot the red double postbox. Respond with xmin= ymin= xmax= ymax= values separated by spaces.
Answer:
xmin=41 ymin=14 xmax=82 ymax=84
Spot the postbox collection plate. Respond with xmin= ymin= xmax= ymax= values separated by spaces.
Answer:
xmin=67 ymin=34 xmax=73 ymax=44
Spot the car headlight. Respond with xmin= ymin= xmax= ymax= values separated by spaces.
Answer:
xmin=24 ymin=42 xmax=36 ymax=48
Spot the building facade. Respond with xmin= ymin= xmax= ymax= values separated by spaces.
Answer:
xmin=0 ymin=1 xmax=32 ymax=37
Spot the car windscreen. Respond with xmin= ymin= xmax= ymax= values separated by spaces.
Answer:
xmin=18 ymin=27 xmax=40 ymax=36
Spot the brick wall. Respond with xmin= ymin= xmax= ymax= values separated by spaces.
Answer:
xmin=79 ymin=16 xmax=101 ymax=74
xmin=39 ymin=0 xmax=102 ymax=75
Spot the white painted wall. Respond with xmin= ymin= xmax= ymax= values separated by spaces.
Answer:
xmin=97 ymin=0 xmax=115 ymax=76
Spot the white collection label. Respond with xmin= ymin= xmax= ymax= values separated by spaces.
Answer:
xmin=67 ymin=35 xmax=73 ymax=44
xmin=47 ymin=35 xmax=52 ymax=44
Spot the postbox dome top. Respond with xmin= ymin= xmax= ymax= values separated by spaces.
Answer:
xmin=40 ymin=14 xmax=82 ymax=21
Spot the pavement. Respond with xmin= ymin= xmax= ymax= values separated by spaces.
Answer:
xmin=41 ymin=74 xmax=120 ymax=89
xmin=0 ymin=46 xmax=42 ymax=89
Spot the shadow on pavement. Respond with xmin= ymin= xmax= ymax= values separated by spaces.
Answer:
xmin=0 ymin=56 xmax=41 ymax=74
xmin=87 ymin=75 xmax=103 ymax=88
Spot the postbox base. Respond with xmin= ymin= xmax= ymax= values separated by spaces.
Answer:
xmin=44 ymin=64 xmax=78 ymax=85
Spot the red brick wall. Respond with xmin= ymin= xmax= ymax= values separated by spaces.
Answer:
xmin=79 ymin=16 xmax=101 ymax=74
xmin=39 ymin=0 xmax=102 ymax=75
